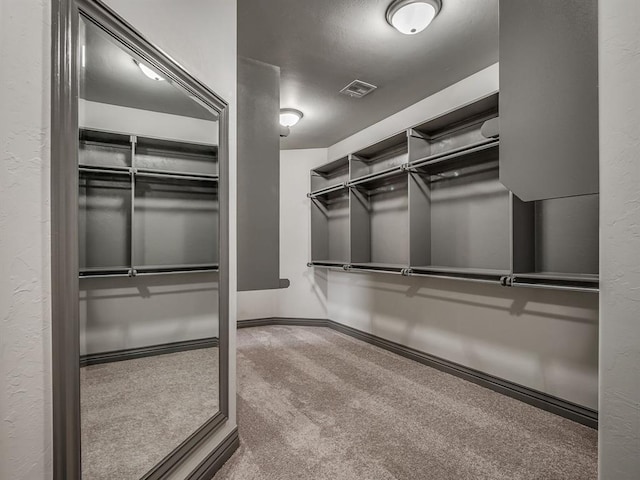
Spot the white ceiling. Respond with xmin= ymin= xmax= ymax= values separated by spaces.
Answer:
xmin=239 ymin=0 xmax=499 ymax=149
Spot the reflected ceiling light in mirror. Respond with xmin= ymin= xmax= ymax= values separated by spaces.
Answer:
xmin=279 ymin=108 xmax=303 ymax=127
xmin=134 ymin=60 xmax=164 ymax=81
xmin=81 ymin=45 xmax=86 ymax=68
xmin=386 ymin=0 xmax=441 ymax=35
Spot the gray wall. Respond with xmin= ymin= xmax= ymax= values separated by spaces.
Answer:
xmin=237 ymin=56 xmax=281 ymax=291
xmin=599 ymin=0 xmax=640 ymax=477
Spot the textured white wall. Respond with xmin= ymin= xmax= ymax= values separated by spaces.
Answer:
xmin=97 ymin=1 xmax=238 ymax=476
xmin=322 ymin=64 xmax=599 ymax=409
xmin=598 ymin=0 xmax=640 ymax=477
xmin=237 ymin=149 xmax=329 ymax=320
xmin=80 ymin=99 xmax=219 ymax=144
xmin=0 ymin=1 xmax=52 ymax=479
xmin=277 ymin=149 xmax=329 ymax=319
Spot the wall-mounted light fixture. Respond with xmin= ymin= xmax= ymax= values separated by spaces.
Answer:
xmin=279 ymin=108 xmax=303 ymax=128
xmin=134 ymin=60 xmax=164 ymax=81
xmin=386 ymin=0 xmax=441 ymax=35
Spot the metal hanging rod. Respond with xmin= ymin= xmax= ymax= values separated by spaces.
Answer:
xmin=136 ymin=263 xmax=219 ymax=272
xmin=308 ymin=183 xmax=347 ymax=198
xmin=346 ymin=265 xmax=406 ymax=275
xmin=511 ymin=282 xmax=599 ymax=294
xmin=79 ymin=264 xmax=219 ymax=279
xmin=136 ymin=268 xmax=219 ymax=277
xmin=78 ymin=164 xmax=218 ymax=182
xmin=348 ymin=164 xmax=405 ymax=187
xmin=407 ymin=271 xmax=502 ymax=285
xmin=136 ymin=167 xmax=218 ymax=180
xmin=135 ymin=171 xmax=218 ymax=183
xmin=79 ymin=166 xmax=131 ymax=176
xmin=406 ymin=139 xmax=499 ymax=171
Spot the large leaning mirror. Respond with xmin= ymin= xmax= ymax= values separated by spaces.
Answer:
xmin=51 ymin=1 xmax=229 ymax=479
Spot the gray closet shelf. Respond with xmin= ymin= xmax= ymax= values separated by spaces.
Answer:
xmin=310 ymin=156 xmax=349 ymax=195
xmin=79 ymin=164 xmax=219 ymax=182
xmin=406 ymin=139 xmax=499 ymax=173
xmin=348 ymin=164 xmax=405 ymax=188
xmin=79 ymin=127 xmax=219 ymax=278
xmin=308 ymin=183 xmax=346 ymax=199
xmin=307 ymin=92 xmax=599 ymax=293
xmin=79 ymin=264 xmax=219 ymax=279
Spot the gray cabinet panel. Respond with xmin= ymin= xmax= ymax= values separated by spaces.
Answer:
xmin=500 ymin=0 xmax=598 ymax=201
xmin=429 ymin=169 xmax=510 ymax=271
xmin=134 ymin=178 xmax=218 ymax=267
xmin=237 ymin=57 xmax=281 ymax=291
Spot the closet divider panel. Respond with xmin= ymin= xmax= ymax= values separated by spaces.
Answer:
xmin=408 ymin=172 xmax=431 ymax=267
xmin=349 ymin=187 xmax=371 ymax=264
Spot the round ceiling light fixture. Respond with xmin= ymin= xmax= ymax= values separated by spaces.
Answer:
xmin=386 ymin=0 xmax=441 ymax=35
xmin=134 ymin=60 xmax=164 ymax=81
xmin=279 ymin=108 xmax=304 ymax=127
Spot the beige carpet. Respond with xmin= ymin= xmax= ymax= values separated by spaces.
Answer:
xmin=215 ymin=326 xmax=597 ymax=480
xmin=81 ymin=347 xmax=219 ymax=480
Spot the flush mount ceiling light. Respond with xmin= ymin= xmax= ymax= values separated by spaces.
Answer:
xmin=279 ymin=108 xmax=303 ymax=127
xmin=134 ymin=60 xmax=164 ymax=81
xmin=386 ymin=0 xmax=441 ymax=35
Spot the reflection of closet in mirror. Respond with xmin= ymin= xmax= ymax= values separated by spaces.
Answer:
xmin=78 ymin=16 xmax=221 ymax=480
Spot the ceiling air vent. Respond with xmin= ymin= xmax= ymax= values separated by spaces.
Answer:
xmin=339 ymin=79 xmax=377 ymax=98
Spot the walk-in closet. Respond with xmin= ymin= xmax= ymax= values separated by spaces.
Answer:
xmin=5 ymin=0 xmax=639 ymax=479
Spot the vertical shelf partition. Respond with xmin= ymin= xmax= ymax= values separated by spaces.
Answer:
xmin=78 ymin=128 xmax=219 ymax=278
xmin=308 ymin=92 xmax=599 ymax=292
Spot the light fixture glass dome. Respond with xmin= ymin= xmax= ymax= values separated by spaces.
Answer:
xmin=387 ymin=0 xmax=441 ymax=35
xmin=135 ymin=60 xmax=164 ymax=81
xmin=279 ymin=109 xmax=303 ymax=127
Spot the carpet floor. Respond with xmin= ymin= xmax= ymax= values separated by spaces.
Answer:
xmin=81 ymin=347 xmax=219 ymax=480
xmin=215 ymin=325 xmax=597 ymax=480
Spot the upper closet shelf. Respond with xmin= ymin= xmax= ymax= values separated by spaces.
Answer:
xmin=310 ymin=156 xmax=349 ymax=195
xmin=406 ymin=139 xmax=499 ymax=173
xmin=411 ymin=93 xmax=499 ymax=140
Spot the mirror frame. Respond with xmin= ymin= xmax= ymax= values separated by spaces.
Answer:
xmin=51 ymin=0 xmax=230 ymax=478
